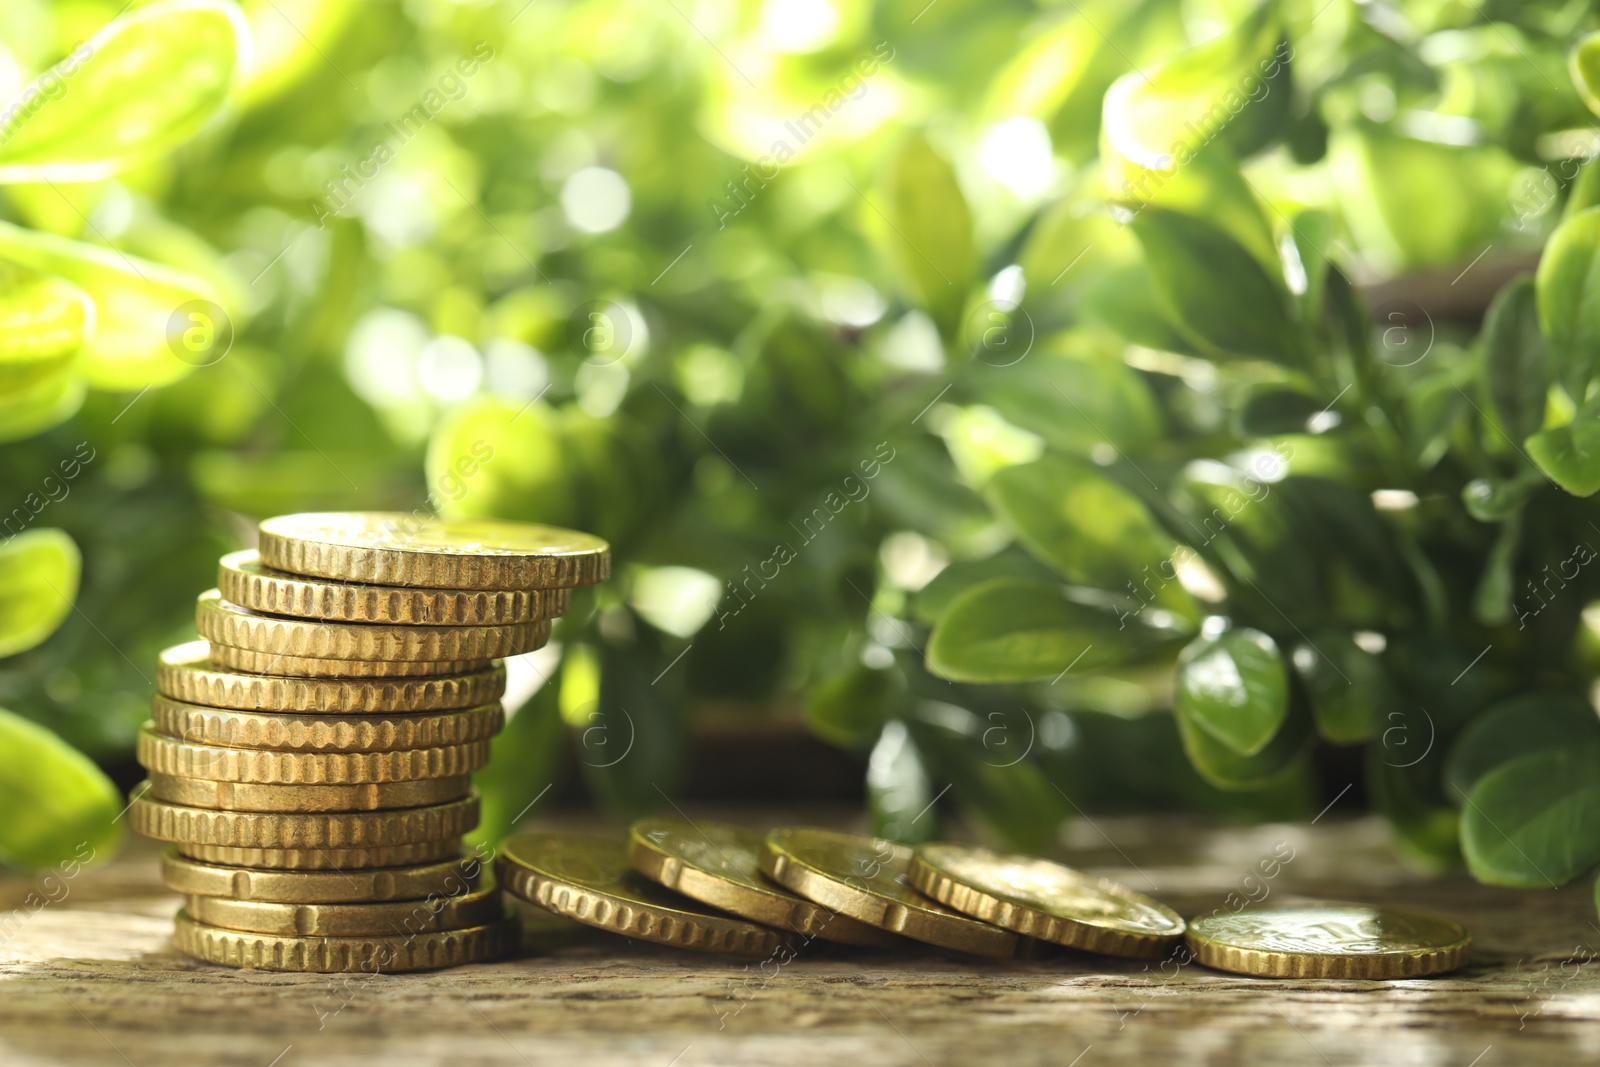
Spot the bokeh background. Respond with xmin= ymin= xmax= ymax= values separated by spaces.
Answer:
xmin=6 ymin=0 xmax=1600 ymax=896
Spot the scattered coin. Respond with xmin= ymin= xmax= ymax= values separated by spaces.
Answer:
xmin=760 ymin=827 xmax=1022 ymax=958
xmin=1185 ymin=903 xmax=1472 ymax=978
xmin=258 ymin=512 xmax=611 ymax=590
xmin=498 ymin=832 xmax=792 ymax=958
xmin=628 ymin=818 xmax=905 ymax=948
xmin=909 ymin=842 xmax=1185 ymax=959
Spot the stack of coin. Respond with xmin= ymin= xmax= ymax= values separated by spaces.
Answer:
xmin=130 ymin=512 xmax=610 ymax=972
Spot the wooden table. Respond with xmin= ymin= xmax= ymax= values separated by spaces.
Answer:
xmin=1 ymin=809 xmax=1596 ymax=1066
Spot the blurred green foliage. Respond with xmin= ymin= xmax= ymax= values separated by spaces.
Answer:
xmin=2 ymin=0 xmax=1600 ymax=904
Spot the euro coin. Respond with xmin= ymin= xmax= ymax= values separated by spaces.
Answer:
xmin=151 ymin=694 xmax=504 ymax=752
xmin=760 ymin=827 xmax=1021 ymax=958
xmin=137 ymin=725 xmax=490 ymax=783
xmin=173 ymin=909 xmax=517 ymax=972
xmin=159 ymin=848 xmax=487 ymax=903
xmin=130 ymin=791 xmax=479 ymax=849
xmin=259 ymin=512 xmax=610 ymax=590
xmin=146 ymin=773 xmax=472 ymax=813
xmin=1185 ymin=903 xmax=1472 ymax=978
xmin=207 ymin=643 xmax=490 ymax=678
xmin=181 ymin=840 xmax=461 ymax=870
xmin=186 ymin=882 xmax=503 ymax=937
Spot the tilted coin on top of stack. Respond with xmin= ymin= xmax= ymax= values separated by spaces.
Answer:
xmin=131 ymin=512 xmax=610 ymax=973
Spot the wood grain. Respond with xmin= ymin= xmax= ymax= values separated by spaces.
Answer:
xmin=1 ymin=811 xmax=1596 ymax=1066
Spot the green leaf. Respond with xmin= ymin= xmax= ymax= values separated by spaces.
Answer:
xmin=1292 ymin=633 xmax=1398 ymax=744
xmin=985 ymin=457 xmax=1193 ymax=618
xmin=867 ymin=720 xmax=935 ymax=844
xmin=1176 ymin=693 xmax=1312 ymax=790
xmin=1572 ymin=32 xmax=1600 ymax=118
xmin=0 ymin=362 xmax=86 ymax=443
xmin=1237 ymin=386 xmax=1323 ymax=436
xmin=874 ymin=135 xmax=974 ymax=338
xmin=1130 ymin=209 xmax=1300 ymax=363
xmin=1472 ymin=516 xmax=1520 ymax=627
xmin=908 ymin=704 xmax=1068 ymax=851
xmin=0 ymin=529 xmax=80 ymax=658
xmin=1445 ymin=693 xmax=1600 ymax=800
xmin=1109 ymin=141 xmax=1279 ymax=274
xmin=1535 ymin=206 xmax=1600 ymax=395
xmin=0 ymin=264 xmax=90 ymax=394
xmin=1367 ymin=746 xmax=1461 ymax=869
xmin=0 ymin=0 xmax=248 ymax=182
xmin=0 ymin=708 xmax=123 ymax=869
xmin=1526 ymin=413 xmax=1600 ymax=497
xmin=1175 ymin=626 xmax=1288 ymax=756
xmin=1481 ymin=276 xmax=1547 ymax=444
xmin=967 ymin=344 xmax=1162 ymax=456
xmin=1461 ymin=747 xmax=1600 ymax=888
xmin=1461 ymin=471 xmax=1539 ymax=522
xmin=470 ymin=666 xmax=566 ymax=848
xmin=927 ymin=578 xmax=1182 ymax=683
xmin=426 ymin=397 xmax=581 ymax=528
xmin=805 ymin=664 xmax=904 ymax=749
xmin=0 ymin=220 xmax=224 ymax=391
xmin=1079 ymin=261 xmax=1197 ymax=354
xmin=911 ymin=550 xmax=1057 ymax=626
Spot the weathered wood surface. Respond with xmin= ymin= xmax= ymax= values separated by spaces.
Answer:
xmin=1 ymin=809 xmax=1597 ymax=1066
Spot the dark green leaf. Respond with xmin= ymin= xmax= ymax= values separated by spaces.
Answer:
xmin=1481 ymin=276 xmax=1548 ymax=444
xmin=1292 ymin=633 xmax=1399 ymax=744
xmin=805 ymin=664 xmax=904 ymax=749
xmin=1445 ymin=693 xmax=1600 ymax=799
xmin=1237 ymin=386 xmax=1323 ymax=436
xmin=0 ymin=708 xmax=122 ymax=870
xmin=1527 ymin=413 xmax=1600 ymax=497
xmin=1176 ymin=626 xmax=1288 ymax=756
xmin=1176 ymin=694 xmax=1313 ymax=790
xmin=1461 ymin=747 xmax=1600 ymax=888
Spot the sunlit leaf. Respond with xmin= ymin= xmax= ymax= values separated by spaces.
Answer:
xmin=0 ymin=529 xmax=80 ymax=658
xmin=1175 ymin=626 xmax=1287 ymax=756
xmin=1526 ymin=413 xmax=1600 ymax=497
xmin=0 ymin=0 xmax=249 ymax=182
xmin=873 ymin=134 xmax=974 ymax=338
xmin=0 ymin=708 xmax=122 ymax=870
xmin=1571 ymin=32 xmax=1600 ymax=117
xmin=0 ymin=220 xmax=224 ymax=390
xmin=1535 ymin=207 xmax=1600 ymax=395
xmin=0 ymin=263 xmax=90 ymax=393
xmin=0 ymin=361 xmax=85 ymax=443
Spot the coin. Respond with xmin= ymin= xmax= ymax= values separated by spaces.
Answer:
xmin=130 ymin=791 xmax=479 ymax=849
xmin=146 ymin=773 xmax=472 ymax=813
xmin=497 ymin=832 xmax=791 ymax=958
xmin=1185 ymin=904 xmax=1472 ymax=979
xmin=259 ymin=512 xmax=611 ymax=590
xmin=218 ymin=550 xmax=570 ymax=625
xmin=759 ymin=827 xmax=1021 ymax=958
xmin=627 ymin=819 xmax=905 ymax=948
xmin=137 ymin=725 xmax=491 ymax=783
xmin=196 ymin=589 xmax=551 ymax=662
xmin=208 ymin=643 xmax=491 ymax=678
xmin=181 ymin=840 xmax=461 ymax=870
xmin=157 ymin=641 xmax=506 ymax=713
xmin=160 ymin=847 xmax=488 ymax=903
xmin=908 ymin=843 xmax=1184 ymax=959
xmin=186 ymin=881 xmax=504 ymax=937
xmin=151 ymin=695 xmax=504 ymax=752
xmin=173 ymin=909 xmax=518 ymax=972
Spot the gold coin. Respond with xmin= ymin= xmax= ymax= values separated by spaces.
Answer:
xmin=627 ymin=818 xmax=905 ymax=949
xmin=1185 ymin=904 xmax=1472 ymax=979
xmin=196 ymin=589 xmax=551 ymax=662
xmin=497 ymin=832 xmax=791 ymax=958
xmin=157 ymin=641 xmax=506 ymax=713
xmin=137 ymin=724 xmax=490 ymax=783
xmin=186 ymin=881 xmax=504 ymax=937
xmin=160 ymin=847 xmax=488 ymax=903
xmin=130 ymin=791 xmax=479 ymax=849
xmin=759 ymin=827 xmax=1022 ymax=958
xmin=151 ymin=694 xmax=504 ymax=752
xmin=259 ymin=512 xmax=611 ymax=590
xmin=218 ymin=550 xmax=570 ymax=625
xmin=207 ymin=642 xmax=491 ymax=678
xmin=173 ymin=909 xmax=517 ymax=972
xmin=181 ymin=840 xmax=461 ymax=870
xmin=146 ymin=773 xmax=472 ymax=813
xmin=908 ymin=843 xmax=1184 ymax=959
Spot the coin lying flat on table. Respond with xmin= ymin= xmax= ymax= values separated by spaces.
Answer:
xmin=207 ymin=643 xmax=491 ymax=679
xmin=196 ymin=589 xmax=551 ymax=662
xmin=151 ymin=695 xmax=504 ymax=752
xmin=908 ymin=843 xmax=1185 ymax=960
xmin=182 ymin=839 xmax=462 ymax=871
xmin=186 ymin=881 xmax=504 ymax=937
xmin=1185 ymin=903 xmax=1472 ymax=979
xmin=627 ymin=818 xmax=905 ymax=948
xmin=259 ymin=512 xmax=611 ymax=590
xmin=173 ymin=909 xmax=517 ymax=972
xmin=218 ymin=550 xmax=570 ymax=625
xmin=130 ymin=791 xmax=479 ymax=849
xmin=137 ymin=725 xmax=490 ymax=784
xmin=498 ymin=832 xmax=791 ymax=958
xmin=760 ymin=827 xmax=1022 ymax=958
xmin=160 ymin=848 xmax=487 ymax=904
xmin=146 ymin=773 xmax=472 ymax=813
xmin=157 ymin=641 xmax=506 ymax=713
